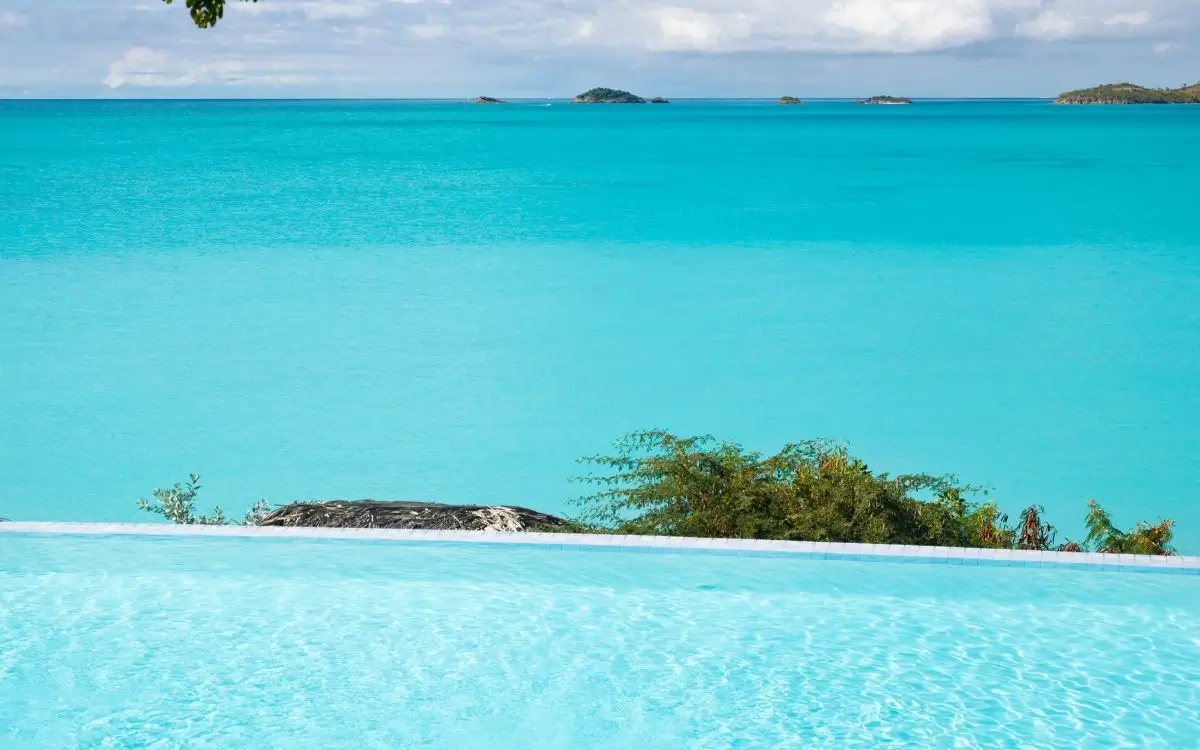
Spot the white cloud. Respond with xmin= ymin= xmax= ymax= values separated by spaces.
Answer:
xmin=1017 ymin=11 xmax=1075 ymax=40
xmin=647 ymin=8 xmax=752 ymax=51
xmin=234 ymin=0 xmax=378 ymax=20
xmin=1013 ymin=2 xmax=1166 ymax=41
xmin=408 ymin=23 xmax=445 ymax=39
xmin=93 ymin=0 xmax=1188 ymax=58
xmin=305 ymin=1 xmax=377 ymax=20
xmin=8 ymin=0 xmax=1198 ymax=97
xmin=1104 ymin=11 xmax=1150 ymax=26
xmin=103 ymin=47 xmax=317 ymax=88
xmin=542 ymin=0 xmax=1173 ymax=54
xmin=823 ymin=0 xmax=998 ymax=52
xmin=0 ymin=11 xmax=28 ymax=29
xmin=104 ymin=47 xmax=186 ymax=87
xmin=657 ymin=8 xmax=722 ymax=49
xmin=1154 ymin=41 xmax=1173 ymax=54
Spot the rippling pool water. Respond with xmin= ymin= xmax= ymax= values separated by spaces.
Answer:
xmin=2 ymin=532 xmax=1197 ymax=748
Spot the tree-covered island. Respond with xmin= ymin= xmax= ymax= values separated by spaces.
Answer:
xmin=572 ymin=88 xmax=647 ymax=104
xmin=1055 ymin=82 xmax=1200 ymax=104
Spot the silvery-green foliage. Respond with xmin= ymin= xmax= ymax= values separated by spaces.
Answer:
xmin=242 ymin=499 xmax=273 ymax=527
xmin=136 ymin=474 xmax=229 ymax=525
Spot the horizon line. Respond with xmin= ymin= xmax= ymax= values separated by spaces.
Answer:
xmin=0 ymin=96 xmax=1060 ymax=102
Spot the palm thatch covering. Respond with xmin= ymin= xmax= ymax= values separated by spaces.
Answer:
xmin=256 ymin=501 xmax=571 ymax=532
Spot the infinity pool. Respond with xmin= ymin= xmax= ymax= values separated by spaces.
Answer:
xmin=2 ymin=532 xmax=1198 ymax=748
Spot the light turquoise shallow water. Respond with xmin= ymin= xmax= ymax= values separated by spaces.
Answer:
xmin=2 ymin=534 xmax=1199 ymax=748
xmin=1 ymin=100 xmax=1198 ymax=548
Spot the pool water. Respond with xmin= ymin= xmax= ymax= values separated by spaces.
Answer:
xmin=2 ymin=533 xmax=1198 ymax=748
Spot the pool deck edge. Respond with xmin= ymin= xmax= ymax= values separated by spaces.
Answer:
xmin=3 ymin=521 xmax=1198 ymax=573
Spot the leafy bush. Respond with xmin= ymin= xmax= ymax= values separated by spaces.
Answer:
xmin=573 ymin=430 xmax=1176 ymax=554
xmin=135 ymin=436 xmax=1178 ymax=556
xmin=136 ymin=474 xmax=272 ymax=527
xmin=242 ymin=499 xmax=274 ymax=527
xmin=136 ymin=474 xmax=227 ymax=525
xmin=1084 ymin=500 xmax=1175 ymax=555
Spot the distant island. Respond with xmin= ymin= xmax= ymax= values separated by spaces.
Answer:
xmin=648 ymin=97 xmax=670 ymax=104
xmin=473 ymin=96 xmax=504 ymax=104
xmin=856 ymin=95 xmax=912 ymax=105
xmin=778 ymin=96 xmax=803 ymax=105
xmin=573 ymin=88 xmax=646 ymax=104
xmin=1055 ymin=82 xmax=1200 ymax=104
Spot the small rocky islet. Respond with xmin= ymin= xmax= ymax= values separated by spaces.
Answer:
xmin=572 ymin=87 xmax=649 ymax=104
xmin=1054 ymin=82 xmax=1200 ymax=104
xmin=855 ymin=95 xmax=912 ymax=105
xmin=473 ymin=90 xmax=669 ymax=104
xmin=778 ymin=96 xmax=803 ymax=105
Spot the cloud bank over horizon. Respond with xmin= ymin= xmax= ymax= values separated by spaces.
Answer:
xmin=0 ymin=0 xmax=1196 ymax=97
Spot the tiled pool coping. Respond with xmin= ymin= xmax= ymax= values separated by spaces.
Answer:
xmin=2 ymin=522 xmax=1199 ymax=574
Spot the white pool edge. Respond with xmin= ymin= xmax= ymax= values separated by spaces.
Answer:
xmin=3 ymin=521 xmax=1198 ymax=573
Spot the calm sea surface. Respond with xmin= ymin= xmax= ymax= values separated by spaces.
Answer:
xmin=1 ymin=100 xmax=1198 ymax=549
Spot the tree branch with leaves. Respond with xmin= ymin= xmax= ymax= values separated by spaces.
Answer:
xmin=163 ymin=0 xmax=258 ymax=28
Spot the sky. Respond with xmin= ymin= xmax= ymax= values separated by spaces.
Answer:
xmin=0 ymin=0 xmax=1197 ymax=98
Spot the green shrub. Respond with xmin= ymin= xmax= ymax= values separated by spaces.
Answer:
xmin=136 ymin=474 xmax=272 ymax=527
xmin=573 ymin=430 xmax=1176 ymax=554
xmin=1084 ymin=500 xmax=1175 ymax=555
xmin=135 ymin=436 xmax=1178 ymax=556
xmin=136 ymin=474 xmax=228 ymax=525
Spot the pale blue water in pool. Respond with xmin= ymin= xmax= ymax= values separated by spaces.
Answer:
xmin=1 ymin=533 xmax=1198 ymax=748
xmin=1 ymin=100 xmax=1198 ymax=548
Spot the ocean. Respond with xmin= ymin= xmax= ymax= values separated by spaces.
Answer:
xmin=1 ymin=99 xmax=1197 ymax=549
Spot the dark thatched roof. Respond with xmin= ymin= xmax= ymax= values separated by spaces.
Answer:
xmin=256 ymin=501 xmax=571 ymax=532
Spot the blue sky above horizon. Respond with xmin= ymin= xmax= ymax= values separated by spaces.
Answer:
xmin=0 ymin=0 xmax=1196 ymax=98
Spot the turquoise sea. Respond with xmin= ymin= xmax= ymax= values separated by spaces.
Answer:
xmin=1 ymin=99 xmax=1198 ymax=549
